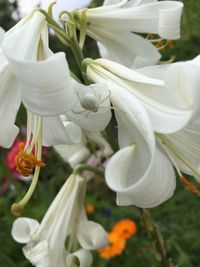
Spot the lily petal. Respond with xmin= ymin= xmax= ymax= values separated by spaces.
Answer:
xmin=77 ymin=210 xmax=109 ymax=250
xmin=54 ymin=142 xmax=90 ymax=168
xmin=66 ymin=249 xmax=93 ymax=267
xmin=12 ymin=217 xmax=40 ymax=244
xmin=164 ymin=58 xmax=200 ymax=123
xmin=67 ymin=82 xmax=111 ymax=132
xmin=165 ymin=117 xmax=200 ymax=181
xmin=21 ymin=174 xmax=85 ymax=267
xmin=2 ymin=11 xmax=76 ymax=117
xmin=43 ymin=116 xmax=82 ymax=146
xmin=91 ymin=27 xmax=161 ymax=68
xmin=87 ymin=1 xmax=183 ymax=40
xmin=104 ymin=86 xmax=176 ymax=207
xmin=23 ymin=240 xmax=49 ymax=267
xmin=0 ymin=27 xmax=5 ymax=45
xmin=0 ymin=54 xmax=21 ymax=148
xmin=3 ymin=12 xmax=47 ymax=61
xmin=106 ymin=145 xmax=176 ymax=207
xmin=4 ymin=52 xmax=75 ymax=116
xmin=86 ymin=58 xmax=194 ymax=134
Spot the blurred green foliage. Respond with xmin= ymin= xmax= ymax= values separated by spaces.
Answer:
xmin=0 ymin=1 xmax=200 ymax=267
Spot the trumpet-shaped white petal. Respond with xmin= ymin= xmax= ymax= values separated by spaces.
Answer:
xmin=1 ymin=11 xmax=77 ymax=147
xmin=54 ymin=142 xmax=90 ymax=168
xmin=0 ymin=28 xmax=21 ymax=148
xmin=0 ymin=27 xmax=5 ymax=44
xmin=93 ymin=28 xmax=161 ymax=68
xmin=66 ymin=249 xmax=92 ymax=267
xmin=86 ymin=58 xmax=200 ymax=134
xmin=77 ymin=211 xmax=109 ymax=250
xmin=84 ymin=0 xmax=183 ymax=67
xmin=2 ymin=12 xmax=75 ymax=116
xmin=138 ymin=62 xmax=200 ymax=181
xmin=86 ymin=59 xmax=200 ymax=184
xmin=103 ymin=0 xmax=158 ymax=7
xmin=67 ymin=82 xmax=111 ymax=132
xmin=103 ymin=85 xmax=176 ymax=207
xmin=164 ymin=57 xmax=200 ymax=123
xmin=12 ymin=217 xmax=40 ymax=244
xmin=43 ymin=115 xmax=82 ymax=146
xmin=162 ymin=117 xmax=200 ymax=182
xmin=54 ymin=131 xmax=113 ymax=168
xmin=0 ymin=53 xmax=21 ymax=148
xmin=7 ymin=53 xmax=75 ymax=116
xmin=87 ymin=1 xmax=183 ymax=39
xmin=12 ymin=174 xmax=108 ymax=267
xmin=106 ymin=145 xmax=175 ymax=207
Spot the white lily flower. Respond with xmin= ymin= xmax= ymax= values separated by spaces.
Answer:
xmin=67 ymin=80 xmax=112 ymax=132
xmin=86 ymin=58 xmax=200 ymax=190
xmin=0 ymin=11 xmax=82 ymax=213
xmin=136 ymin=59 xmax=200 ymax=182
xmin=86 ymin=58 xmax=200 ymax=134
xmin=79 ymin=0 xmax=183 ymax=68
xmin=1 ymin=11 xmax=81 ymax=148
xmin=105 ymin=86 xmax=176 ymax=207
xmin=1 ymin=11 xmax=81 ymax=147
xmin=0 ymin=29 xmax=21 ymax=148
xmin=12 ymin=174 xmax=108 ymax=267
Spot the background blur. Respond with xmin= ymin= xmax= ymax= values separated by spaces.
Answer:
xmin=1 ymin=1 xmax=200 ymax=267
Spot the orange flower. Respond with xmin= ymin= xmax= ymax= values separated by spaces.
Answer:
xmin=112 ymin=219 xmax=137 ymax=239
xmin=85 ymin=203 xmax=95 ymax=214
xmin=98 ymin=232 xmax=126 ymax=260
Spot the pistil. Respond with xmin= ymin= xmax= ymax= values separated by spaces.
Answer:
xmin=11 ymin=113 xmax=44 ymax=216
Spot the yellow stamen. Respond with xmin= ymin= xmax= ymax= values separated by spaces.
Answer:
xmin=156 ymin=40 xmax=165 ymax=50
xmin=179 ymin=176 xmax=200 ymax=197
xmin=14 ymin=143 xmax=45 ymax=177
xmin=167 ymin=39 xmax=174 ymax=48
xmin=11 ymin=203 xmax=24 ymax=216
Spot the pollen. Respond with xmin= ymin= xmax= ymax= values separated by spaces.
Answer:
xmin=14 ymin=143 xmax=45 ymax=177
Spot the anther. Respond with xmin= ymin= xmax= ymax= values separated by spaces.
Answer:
xmin=11 ymin=203 xmax=24 ymax=216
xmin=179 ymin=176 xmax=200 ymax=197
xmin=14 ymin=143 xmax=45 ymax=177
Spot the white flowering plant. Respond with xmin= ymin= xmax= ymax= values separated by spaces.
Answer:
xmin=1 ymin=0 xmax=200 ymax=266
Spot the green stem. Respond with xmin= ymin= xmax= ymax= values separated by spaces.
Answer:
xmin=38 ymin=8 xmax=90 ymax=85
xmin=74 ymin=164 xmax=105 ymax=178
xmin=37 ymin=9 xmax=71 ymax=44
xmin=70 ymin=40 xmax=84 ymax=69
xmin=141 ymin=209 xmax=176 ymax=267
xmin=70 ymin=70 xmax=82 ymax=83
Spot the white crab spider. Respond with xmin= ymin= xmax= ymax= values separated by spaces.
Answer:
xmin=73 ymin=85 xmax=111 ymax=117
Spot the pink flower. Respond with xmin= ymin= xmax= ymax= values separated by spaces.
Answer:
xmin=6 ymin=139 xmax=26 ymax=172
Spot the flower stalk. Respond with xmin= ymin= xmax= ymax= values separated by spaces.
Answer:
xmin=141 ymin=208 xmax=177 ymax=267
xmin=74 ymin=164 xmax=105 ymax=178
